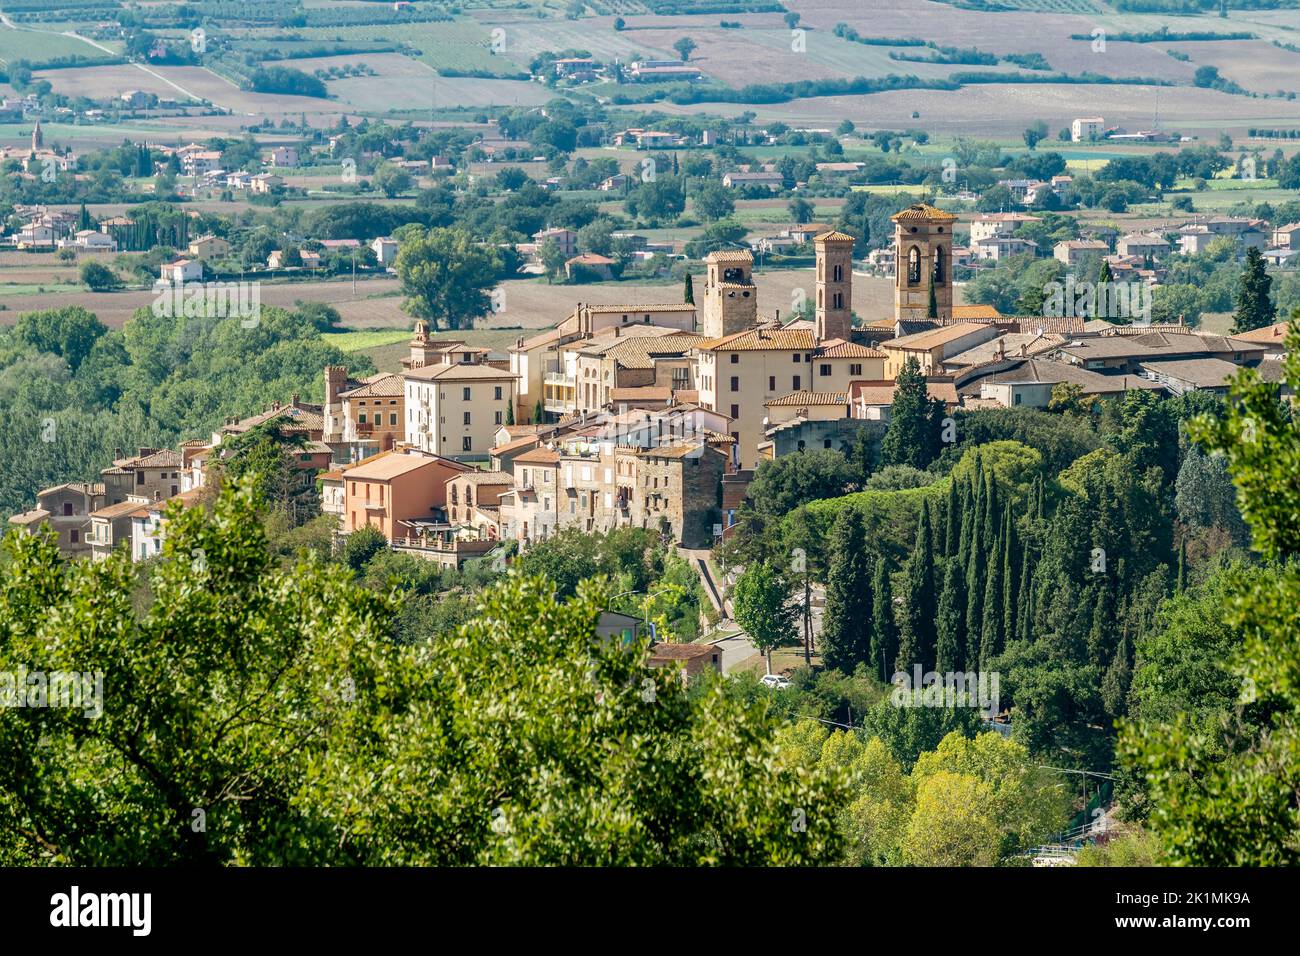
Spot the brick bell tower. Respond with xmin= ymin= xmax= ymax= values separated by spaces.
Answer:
xmin=814 ymin=230 xmax=855 ymax=341
xmin=701 ymin=249 xmax=758 ymax=338
xmin=892 ymin=203 xmax=957 ymax=324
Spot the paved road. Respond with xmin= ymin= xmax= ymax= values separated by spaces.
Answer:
xmin=710 ymin=630 xmax=758 ymax=675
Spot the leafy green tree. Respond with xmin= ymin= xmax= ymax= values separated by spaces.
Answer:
xmin=0 ymin=485 xmax=844 ymax=865
xmin=79 ymin=261 xmax=121 ymax=292
xmin=395 ymin=226 xmax=502 ymax=330
xmin=821 ymin=507 xmax=873 ymax=673
xmin=732 ymin=560 xmax=797 ymax=675
xmin=342 ymin=524 xmax=386 ymax=571
xmin=744 ymin=449 xmax=854 ymax=517
xmin=692 ymin=181 xmax=735 ymax=222
xmin=673 ymin=37 xmax=697 ymax=61
xmin=372 ymin=162 xmax=412 ymax=199
xmin=13 ymin=307 xmax=106 ymax=372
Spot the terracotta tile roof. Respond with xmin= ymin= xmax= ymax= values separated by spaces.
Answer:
xmin=635 ymin=443 xmax=709 ymax=460
xmin=698 ymin=326 xmax=815 ymax=352
xmin=599 ymin=333 xmax=706 ymax=368
xmin=448 ymin=471 xmax=514 ymax=485
xmin=344 ymin=452 xmax=464 ymax=481
xmin=492 ymin=435 xmax=543 ymax=457
xmin=817 ymin=338 xmax=887 ymax=359
xmin=8 ymin=508 xmax=51 ymax=526
xmin=1231 ymin=322 xmax=1294 ymax=344
xmin=37 ymin=481 xmax=104 ymax=497
xmin=891 ymin=202 xmax=958 ymax=223
xmin=814 ymin=230 xmax=856 ymax=243
xmin=885 ymin=322 xmax=994 ymax=351
xmin=765 ymin=390 xmax=848 ymax=407
xmin=404 ymin=363 xmax=516 ymax=382
xmin=705 ymin=249 xmax=753 ymax=263
xmin=92 ymin=500 xmax=150 ymax=520
xmin=952 ymin=304 xmax=1003 ymax=321
xmin=515 ymin=447 xmax=560 ymax=465
xmin=649 ymin=642 xmax=719 ymax=661
xmin=339 ymin=373 xmax=404 ymax=399
xmin=584 ymin=302 xmax=696 ymax=314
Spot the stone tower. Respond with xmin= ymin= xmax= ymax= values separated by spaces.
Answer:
xmin=31 ymin=118 xmax=42 ymax=151
xmin=408 ymin=319 xmax=437 ymax=368
xmin=701 ymin=249 xmax=757 ymax=338
xmin=814 ymin=230 xmax=855 ymax=341
xmin=892 ymin=203 xmax=957 ymax=324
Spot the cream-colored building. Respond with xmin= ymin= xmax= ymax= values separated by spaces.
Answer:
xmin=881 ymin=322 xmax=1000 ymax=378
xmin=404 ymin=363 xmax=518 ymax=461
xmin=695 ymin=327 xmax=886 ymax=469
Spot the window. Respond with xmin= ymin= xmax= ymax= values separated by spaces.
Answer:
xmin=389 ymin=413 xmax=397 ymax=426
xmin=730 ymin=404 xmax=739 ymax=419
xmin=833 ymin=292 xmax=843 ymax=309
xmin=792 ymin=354 xmax=801 ymax=363
xmin=358 ymin=413 xmax=367 ymax=424
xmin=462 ymin=437 xmax=472 ymax=451
xmin=933 ymin=246 xmax=945 ymax=284
xmin=793 ymin=375 xmax=801 ymax=390
xmin=495 ymin=411 xmax=503 ymax=425
xmin=820 ymin=364 xmax=831 ymax=377
xmin=463 ymin=387 xmax=471 ymax=401
xmin=832 ymin=263 xmax=843 ymax=282
xmin=768 ymin=376 xmax=776 ymax=391
xmin=136 ymin=472 xmax=144 ymax=486
xmin=850 ymin=363 xmax=862 ymax=376
xmin=71 ymin=530 xmax=79 ymax=543
xmin=494 ymin=386 xmax=502 ymax=400
xmin=63 ymin=502 xmax=73 ymax=516
xmin=907 ymin=246 xmax=921 ymax=285
xmin=824 ymin=439 xmax=832 ymax=449
xmin=730 ymin=376 xmax=739 ymax=392
xmin=463 ymin=411 xmax=471 ymax=425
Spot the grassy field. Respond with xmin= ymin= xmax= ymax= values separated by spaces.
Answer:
xmin=0 ymin=23 xmax=117 ymax=67
xmin=295 ymin=20 xmax=519 ymax=76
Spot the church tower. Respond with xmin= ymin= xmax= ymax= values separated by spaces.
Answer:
xmin=892 ymin=203 xmax=957 ymax=324
xmin=31 ymin=118 xmax=42 ymax=151
xmin=814 ymin=230 xmax=855 ymax=341
xmin=701 ymin=249 xmax=757 ymax=338
xmin=407 ymin=319 xmax=438 ymax=368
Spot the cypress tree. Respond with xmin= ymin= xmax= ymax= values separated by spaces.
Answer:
xmin=980 ymin=516 xmax=1004 ymax=669
xmin=869 ymin=556 xmax=898 ymax=682
xmin=1231 ymin=246 xmax=1275 ymax=334
xmin=1015 ymin=543 xmax=1034 ymax=644
xmin=1001 ymin=507 xmax=1018 ymax=641
xmin=897 ymin=501 xmax=937 ymax=674
xmin=683 ymin=271 xmax=695 ymax=304
xmin=935 ymin=557 xmax=966 ymax=672
xmin=1101 ymin=632 xmax=1132 ymax=718
xmin=821 ymin=508 xmax=874 ymax=673
xmin=943 ymin=477 xmax=959 ymax=557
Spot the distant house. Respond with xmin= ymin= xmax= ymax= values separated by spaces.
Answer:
xmin=188 ymin=234 xmax=230 ymax=259
xmin=722 ymin=170 xmax=784 ymax=190
xmin=371 ymin=235 xmax=399 ymax=265
xmin=269 ymin=146 xmax=299 ymax=167
xmin=1272 ymin=222 xmax=1300 ymax=249
xmin=598 ymin=173 xmax=630 ymax=191
xmin=59 ymin=229 xmax=116 ymax=252
xmin=160 ymin=258 xmax=202 ymax=284
xmin=249 ymin=173 xmax=283 ymax=194
xmin=532 ymin=227 xmax=577 ymax=257
xmin=565 ymin=253 xmax=615 ymax=281
xmin=970 ymin=213 xmax=1041 ymax=243
xmin=1072 ymin=116 xmax=1104 ymax=142
xmin=628 ymin=60 xmax=703 ymax=82
xmin=1054 ymin=239 xmax=1110 ymax=265
xmin=1116 ymin=233 xmax=1170 ymax=259
xmin=182 ymin=150 xmax=222 ymax=176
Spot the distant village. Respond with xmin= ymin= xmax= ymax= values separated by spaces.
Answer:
xmin=9 ymin=203 xmax=1293 ymax=572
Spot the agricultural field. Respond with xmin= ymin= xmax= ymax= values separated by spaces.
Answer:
xmin=0 ymin=22 xmax=118 ymax=67
xmin=294 ymin=20 xmax=521 ymax=76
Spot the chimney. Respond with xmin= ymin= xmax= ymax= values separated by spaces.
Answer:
xmin=114 ymin=447 xmax=123 ymax=461
xmin=775 ymin=308 xmax=781 ymax=323
xmin=291 ymin=393 xmax=300 ymax=407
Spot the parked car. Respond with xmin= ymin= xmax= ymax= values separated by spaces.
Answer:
xmin=761 ymin=673 xmax=791 ymax=690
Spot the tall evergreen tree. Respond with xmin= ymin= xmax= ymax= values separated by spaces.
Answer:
xmin=943 ymin=477 xmax=959 ymax=556
xmin=897 ymin=501 xmax=938 ymax=673
xmin=980 ymin=516 xmax=1004 ymax=669
xmin=1001 ymin=507 xmax=1018 ymax=641
xmin=821 ymin=508 xmax=873 ymax=673
xmin=879 ymin=357 xmax=942 ymax=470
xmin=935 ymin=557 xmax=966 ymax=672
xmin=1231 ymin=246 xmax=1275 ymax=333
xmin=683 ymin=271 xmax=695 ymax=304
xmin=869 ymin=555 xmax=898 ymax=682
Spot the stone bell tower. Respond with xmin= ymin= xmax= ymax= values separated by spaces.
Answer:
xmin=892 ymin=203 xmax=957 ymax=324
xmin=701 ymin=249 xmax=757 ymax=338
xmin=814 ymin=230 xmax=855 ymax=341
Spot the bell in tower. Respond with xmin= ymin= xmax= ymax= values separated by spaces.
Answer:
xmin=701 ymin=249 xmax=757 ymax=338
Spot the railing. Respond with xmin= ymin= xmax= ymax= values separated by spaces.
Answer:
xmin=392 ymin=537 xmax=496 ymax=555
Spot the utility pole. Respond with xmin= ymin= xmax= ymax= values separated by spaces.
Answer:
xmin=803 ymin=564 xmax=811 ymax=666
